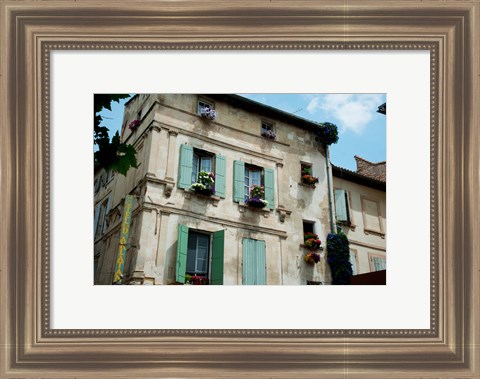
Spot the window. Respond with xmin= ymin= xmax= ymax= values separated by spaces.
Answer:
xmin=233 ymin=160 xmax=275 ymax=209
xmin=371 ymin=255 xmax=386 ymax=271
xmin=244 ymin=164 xmax=263 ymax=202
xmin=176 ymin=224 xmax=225 ymax=285
xmin=177 ymin=144 xmax=226 ymax=198
xmin=303 ymin=220 xmax=315 ymax=235
xmin=300 ymin=162 xmax=318 ymax=186
xmin=186 ymin=231 xmax=210 ymax=276
xmin=334 ymin=189 xmax=351 ymax=223
xmin=349 ymin=250 xmax=358 ymax=275
xmin=94 ymin=195 xmax=111 ymax=239
xmin=361 ymin=196 xmax=384 ymax=234
xmin=260 ymin=121 xmax=276 ymax=139
xmin=192 ymin=149 xmax=214 ymax=184
xmin=242 ymin=238 xmax=266 ymax=285
xmin=197 ymin=99 xmax=214 ymax=115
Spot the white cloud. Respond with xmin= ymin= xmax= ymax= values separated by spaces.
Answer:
xmin=307 ymin=94 xmax=384 ymax=134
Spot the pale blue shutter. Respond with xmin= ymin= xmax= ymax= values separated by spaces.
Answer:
xmin=242 ymin=239 xmax=266 ymax=285
xmin=372 ymin=256 xmax=386 ymax=271
xmin=255 ymin=240 xmax=267 ymax=285
xmin=215 ymin=154 xmax=226 ymax=198
xmin=176 ymin=224 xmax=189 ymax=283
xmin=334 ymin=189 xmax=348 ymax=222
xmin=178 ymin=144 xmax=193 ymax=189
xmin=242 ymin=238 xmax=256 ymax=285
xmin=233 ymin=160 xmax=245 ymax=202
xmin=264 ymin=168 xmax=275 ymax=210
xmin=211 ymin=230 xmax=225 ymax=285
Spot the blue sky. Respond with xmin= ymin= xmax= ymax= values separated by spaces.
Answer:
xmin=98 ymin=94 xmax=386 ymax=171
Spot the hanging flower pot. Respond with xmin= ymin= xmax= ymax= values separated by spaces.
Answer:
xmin=304 ymin=251 xmax=321 ymax=265
xmin=128 ymin=119 xmax=141 ymax=131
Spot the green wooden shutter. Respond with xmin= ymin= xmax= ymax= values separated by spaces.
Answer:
xmin=176 ymin=224 xmax=189 ymax=283
xmin=334 ymin=189 xmax=348 ymax=222
xmin=215 ymin=154 xmax=226 ymax=198
xmin=178 ymin=144 xmax=193 ymax=189
xmin=242 ymin=238 xmax=256 ymax=285
xmin=255 ymin=240 xmax=267 ymax=285
xmin=264 ymin=168 xmax=275 ymax=210
xmin=211 ymin=229 xmax=225 ymax=285
xmin=233 ymin=160 xmax=245 ymax=202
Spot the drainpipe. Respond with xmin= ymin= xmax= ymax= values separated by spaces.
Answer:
xmin=325 ymin=144 xmax=335 ymax=234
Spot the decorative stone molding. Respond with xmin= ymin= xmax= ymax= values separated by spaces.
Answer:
xmin=164 ymin=182 xmax=174 ymax=197
xmin=276 ymin=206 xmax=292 ymax=223
xmin=238 ymin=202 xmax=270 ymax=217
xmin=183 ymin=189 xmax=221 ymax=206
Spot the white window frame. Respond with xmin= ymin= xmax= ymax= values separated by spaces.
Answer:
xmin=186 ymin=230 xmax=211 ymax=277
xmin=191 ymin=149 xmax=214 ymax=184
xmin=244 ymin=164 xmax=263 ymax=202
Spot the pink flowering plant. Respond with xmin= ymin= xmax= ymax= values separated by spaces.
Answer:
xmin=247 ymin=185 xmax=268 ymax=208
xmin=261 ymin=129 xmax=276 ymax=139
xmin=128 ymin=119 xmax=141 ymax=130
xmin=190 ymin=171 xmax=215 ymax=196
xmin=200 ymin=106 xmax=217 ymax=120
xmin=185 ymin=274 xmax=209 ymax=285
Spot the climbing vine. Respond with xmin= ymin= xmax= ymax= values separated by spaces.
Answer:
xmin=326 ymin=229 xmax=352 ymax=285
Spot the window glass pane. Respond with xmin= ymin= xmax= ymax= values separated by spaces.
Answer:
xmin=187 ymin=232 xmax=210 ymax=275
xmin=192 ymin=154 xmax=199 ymax=183
xmin=200 ymin=156 xmax=212 ymax=173
xmin=251 ymin=170 xmax=261 ymax=186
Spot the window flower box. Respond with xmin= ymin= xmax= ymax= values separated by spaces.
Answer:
xmin=246 ymin=185 xmax=269 ymax=209
xmin=185 ymin=274 xmax=209 ymax=285
xmin=301 ymin=174 xmax=319 ymax=186
xmin=128 ymin=119 xmax=141 ymax=130
xmin=200 ymin=106 xmax=217 ymax=120
xmin=190 ymin=171 xmax=215 ymax=196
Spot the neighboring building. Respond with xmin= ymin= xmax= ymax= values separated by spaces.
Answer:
xmin=332 ymin=159 xmax=386 ymax=277
xmin=94 ymin=94 xmax=386 ymax=285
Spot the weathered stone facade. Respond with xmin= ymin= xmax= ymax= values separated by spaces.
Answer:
xmin=332 ymin=165 xmax=386 ymax=276
xmin=94 ymin=94 xmax=385 ymax=285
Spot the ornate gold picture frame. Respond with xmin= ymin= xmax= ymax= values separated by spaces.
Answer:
xmin=1 ymin=1 xmax=478 ymax=377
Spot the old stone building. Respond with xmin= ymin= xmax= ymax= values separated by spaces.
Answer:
xmin=332 ymin=159 xmax=386 ymax=276
xmin=94 ymin=94 xmax=386 ymax=285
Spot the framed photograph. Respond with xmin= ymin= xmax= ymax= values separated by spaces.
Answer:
xmin=1 ymin=1 xmax=478 ymax=378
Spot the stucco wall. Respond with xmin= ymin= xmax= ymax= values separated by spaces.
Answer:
xmin=332 ymin=176 xmax=386 ymax=275
xmin=95 ymin=94 xmax=336 ymax=285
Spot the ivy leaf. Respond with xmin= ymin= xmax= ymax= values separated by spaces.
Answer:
xmin=111 ymin=143 xmax=139 ymax=176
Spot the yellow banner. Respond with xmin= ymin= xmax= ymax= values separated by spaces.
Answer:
xmin=113 ymin=195 xmax=133 ymax=283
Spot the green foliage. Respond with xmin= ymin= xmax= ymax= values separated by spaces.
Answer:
xmin=326 ymin=229 xmax=353 ymax=285
xmin=94 ymin=94 xmax=138 ymax=176
xmin=316 ymin=122 xmax=339 ymax=145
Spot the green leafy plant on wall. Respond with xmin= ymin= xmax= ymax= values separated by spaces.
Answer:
xmin=94 ymin=94 xmax=139 ymax=176
xmin=316 ymin=122 xmax=339 ymax=145
xmin=326 ymin=229 xmax=352 ymax=285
